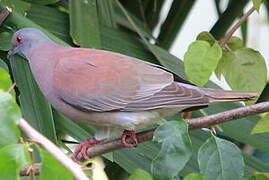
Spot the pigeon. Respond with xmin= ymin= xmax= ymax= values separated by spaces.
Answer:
xmin=8 ymin=28 xmax=257 ymax=161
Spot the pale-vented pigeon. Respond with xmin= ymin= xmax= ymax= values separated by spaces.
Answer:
xmin=8 ymin=28 xmax=257 ymax=161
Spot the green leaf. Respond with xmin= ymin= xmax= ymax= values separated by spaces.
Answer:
xmin=9 ymin=56 xmax=57 ymax=143
xmin=196 ymin=32 xmax=216 ymax=46
xmin=69 ymin=0 xmax=101 ymax=48
xmin=198 ymin=136 xmax=245 ymax=180
xmin=0 ymin=68 xmax=12 ymax=91
xmin=23 ymin=0 xmax=60 ymax=5
xmin=210 ymin=1 xmax=248 ymax=39
xmin=227 ymin=36 xmax=244 ymax=51
xmin=26 ymin=4 xmax=73 ymax=44
xmin=223 ymin=48 xmax=267 ymax=94
xmin=252 ymin=0 xmax=263 ymax=12
xmin=0 ymin=59 xmax=9 ymax=72
xmin=157 ymin=0 xmax=196 ymax=50
xmin=0 ymin=144 xmax=30 ymax=180
xmin=53 ymin=110 xmax=94 ymax=141
xmin=246 ymin=172 xmax=269 ymax=180
xmin=151 ymin=120 xmax=192 ymax=180
xmin=215 ymin=51 xmax=233 ymax=79
xmin=116 ymin=1 xmax=185 ymax=77
xmin=0 ymin=91 xmax=20 ymax=147
xmin=97 ymin=0 xmax=117 ymax=28
xmin=184 ymin=41 xmax=222 ymax=86
xmin=1 ymin=0 xmax=30 ymax=14
xmin=127 ymin=169 xmax=153 ymax=180
xmin=38 ymin=147 xmax=73 ymax=180
xmin=184 ymin=173 xmax=204 ymax=180
xmin=0 ymin=32 xmax=11 ymax=51
xmin=251 ymin=113 xmax=269 ymax=134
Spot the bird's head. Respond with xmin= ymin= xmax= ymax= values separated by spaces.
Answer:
xmin=8 ymin=28 xmax=51 ymax=58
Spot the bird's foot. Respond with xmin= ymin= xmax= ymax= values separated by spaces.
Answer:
xmin=120 ymin=130 xmax=138 ymax=147
xmin=71 ymin=138 xmax=102 ymax=162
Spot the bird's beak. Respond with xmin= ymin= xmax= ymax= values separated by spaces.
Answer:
xmin=7 ymin=46 xmax=19 ymax=58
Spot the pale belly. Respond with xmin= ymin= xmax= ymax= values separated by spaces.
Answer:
xmin=50 ymin=94 xmax=183 ymax=129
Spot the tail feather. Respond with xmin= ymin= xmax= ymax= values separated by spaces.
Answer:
xmin=201 ymin=88 xmax=259 ymax=103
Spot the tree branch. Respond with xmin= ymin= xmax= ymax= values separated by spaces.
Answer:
xmin=219 ymin=7 xmax=255 ymax=46
xmin=20 ymin=101 xmax=269 ymax=176
xmin=18 ymin=118 xmax=88 ymax=179
xmin=83 ymin=101 xmax=269 ymax=158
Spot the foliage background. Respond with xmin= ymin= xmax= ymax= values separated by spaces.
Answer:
xmin=1 ymin=0 xmax=269 ymax=179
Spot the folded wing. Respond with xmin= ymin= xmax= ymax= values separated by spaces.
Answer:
xmin=53 ymin=49 xmax=209 ymax=112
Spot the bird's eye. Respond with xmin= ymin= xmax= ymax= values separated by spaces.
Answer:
xmin=16 ymin=37 xmax=22 ymax=44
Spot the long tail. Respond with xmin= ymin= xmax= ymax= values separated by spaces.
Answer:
xmin=200 ymin=88 xmax=258 ymax=103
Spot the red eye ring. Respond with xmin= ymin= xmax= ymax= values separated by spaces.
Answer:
xmin=16 ymin=36 xmax=22 ymax=43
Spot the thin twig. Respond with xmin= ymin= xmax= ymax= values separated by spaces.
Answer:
xmin=7 ymin=83 xmax=16 ymax=93
xmin=18 ymin=118 xmax=88 ymax=180
xmin=20 ymin=163 xmax=40 ymax=176
xmin=219 ymin=7 xmax=255 ymax=46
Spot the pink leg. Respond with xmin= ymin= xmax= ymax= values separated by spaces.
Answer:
xmin=71 ymin=138 xmax=101 ymax=162
xmin=120 ymin=130 xmax=138 ymax=147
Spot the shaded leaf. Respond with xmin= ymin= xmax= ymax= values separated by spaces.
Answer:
xmin=38 ymin=147 xmax=73 ymax=180
xmin=151 ymin=121 xmax=192 ymax=180
xmin=0 ymin=91 xmax=20 ymax=147
xmin=26 ymin=4 xmax=73 ymax=44
xmin=0 ymin=32 xmax=11 ymax=51
xmin=251 ymin=113 xmax=269 ymax=134
xmin=215 ymin=50 xmax=233 ymax=79
xmin=69 ymin=0 xmax=101 ymax=48
xmin=184 ymin=41 xmax=222 ymax=86
xmin=97 ymin=0 xmax=117 ymax=28
xmin=23 ymin=0 xmax=60 ymax=5
xmin=0 ymin=67 xmax=12 ymax=91
xmin=0 ymin=144 xmax=30 ymax=180
xmin=210 ymin=1 xmax=248 ymax=39
xmin=53 ymin=110 xmax=94 ymax=141
xmin=198 ymin=136 xmax=244 ymax=180
xmin=0 ymin=59 xmax=9 ymax=72
xmin=127 ymin=169 xmax=153 ymax=180
xmin=184 ymin=173 xmax=204 ymax=180
xmin=157 ymin=0 xmax=196 ymax=50
xmin=1 ymin=0 xmax=30 ymax=14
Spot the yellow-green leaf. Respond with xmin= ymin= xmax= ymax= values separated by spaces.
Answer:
xmin=246 ymin=172 xmax=269 ymax=180
xmin=184 ymin=173 xmax=204 ymax=180
xmin=0 ymin=144 xmax=30 ymax=180
xmin=252 ymin=113 xmax=269 ymax=134
xmin=184 ymin=40 xmax=222 ymax=86
xmin=39 ymin=147 xmax=73 ymax=180
xmin=127 ymin=169 xmax=153 ymax=180
xmin=0 ymin=68 xmax=12 ymax=92
xmin=0 ymin=91 xmax=21 ymax=147
xmin=252 ymin=0 xmax=263 ymax=12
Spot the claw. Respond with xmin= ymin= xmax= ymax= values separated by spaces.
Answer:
xmin=120 ymin=130 xmax=138 ymax=147
xmin=71 ymin=138 xmax=101 ymax=162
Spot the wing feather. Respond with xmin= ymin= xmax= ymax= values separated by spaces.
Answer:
xmin=53 ymin=49 xmax=174 ymax=112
